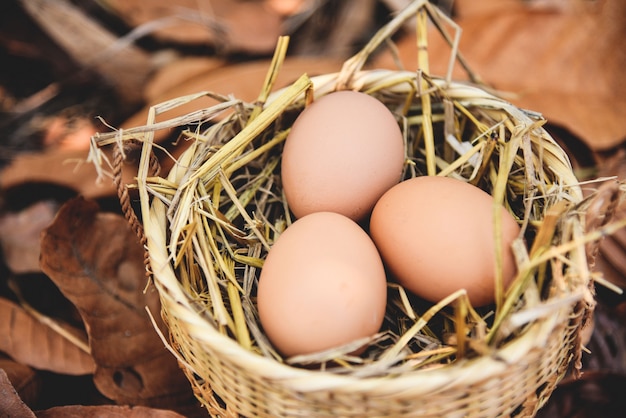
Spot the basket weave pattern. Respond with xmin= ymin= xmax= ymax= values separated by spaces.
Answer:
xmin=159 ymin=281 xmax=585 ymax=417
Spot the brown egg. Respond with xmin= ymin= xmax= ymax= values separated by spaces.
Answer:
xmin=257 ymin=211 xmax=387 ymax=357
xmin=369 ymin=176 xmax=520 ymax=307
xmin=281 ymin=90 xmax=404 ymax=222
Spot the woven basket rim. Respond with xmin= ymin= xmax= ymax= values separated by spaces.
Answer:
xmin=267 ymin=69 xmax=522 ymax=114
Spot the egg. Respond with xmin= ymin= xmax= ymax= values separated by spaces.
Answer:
xmin=257 ymin=211 xmax=387 ymax=357
xmin=281 ymin=90 xmax=405 ymax=222
xmin=369 ymin=176 xmax=520 ymax=307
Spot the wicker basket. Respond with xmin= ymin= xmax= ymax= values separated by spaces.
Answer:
xmin=89 ymin=2 xmax=613 ymax=417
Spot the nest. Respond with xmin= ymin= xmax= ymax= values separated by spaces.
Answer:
xmin=89 ymin=1 xmax=625 ymax=417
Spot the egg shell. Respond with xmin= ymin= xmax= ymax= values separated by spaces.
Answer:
xmin=369 ymin=176 xmax=520 ymax=307
xmin=257 ymin=211 xmax=388 ymax=357
xmin=281 ymin=90 xmax=405 ymax=221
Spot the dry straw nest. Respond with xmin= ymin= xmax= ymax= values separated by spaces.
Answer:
xmin=90 ymin=1 xmax=625 ymax=417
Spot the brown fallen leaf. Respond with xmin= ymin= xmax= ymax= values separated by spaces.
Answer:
xmin=20 ymin=0 xmax=153 ymax=105
xmin=374 ymin=0 xmax=626 ymax=150
xmin=0 ymin=368 xmax=37 ymax=418
xmin=0 ymin=297 xmax=95 ymax=376
xmin=102 ymin=0 xmax=286 ymax=54
xmin=35 ymin=404 xmax=186 ymax=418
xmin=0 ymin=148 xmax=117 ymax=200
xmin=0 ymin=356 xmax=41 ymax=407
xmin=143 ymin=56 xmax=226 ymax=103
xmin=0 ymin=200 xmax=58 ymax=274
xmin=39 ymin=197 xmax=198 ymax=412
xmin=589 ymin=149 xmax=626 ymax=290
xmin=40 ymin=113 xmax=98 ymax=151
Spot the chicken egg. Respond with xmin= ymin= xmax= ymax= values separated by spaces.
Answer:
xmin=281 ymin=90 xmax=404 ymax=221
xmin=257 ymin=211 xmax=387 ymax=357
xmin=369 ymin=176 xmax=520 ymax=307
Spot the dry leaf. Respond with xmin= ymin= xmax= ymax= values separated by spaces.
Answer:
xmin=0 ymin=297 xmax=95 ymax=375
xmin=451 ymin=0 xmax=524 ymax=17
xmin=20 ymin=0 xmax=153 ymax=105
xmin=40 ymin=114 xmax=98 ymax=151
xmin=374 ymin=0 xmax=626 ymax=150
xmin=0 ymin=368 xmax=37 ymax=418
xmin=39 ymin=197 xmax=196 ymax=410
xmin=0 ymin=148 xmax=116 ymax=200
xmin=0 ymin=356 xmax=41 ymax=407
xmin=102 ymin=0 xmax=286 ymax=53
xmin=588 ymin=149 xmax=626 ymax=289
xmin=143 ymin=56 xmax=226 ymax=102
xmin=0 ymin=200 xmax=58 ymax=274
xmin=35 ymin=405 xmax=187 ymax=418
